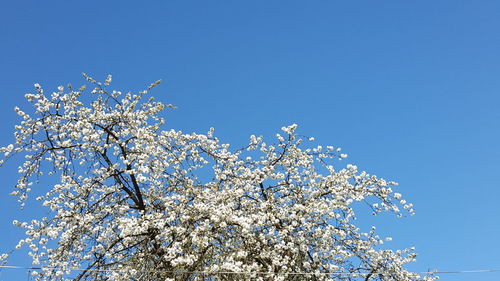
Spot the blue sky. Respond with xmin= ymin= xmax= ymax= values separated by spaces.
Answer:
xmin=1 ymin=1 xmax=499 ymax=280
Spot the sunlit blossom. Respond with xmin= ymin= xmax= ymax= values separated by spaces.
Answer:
xmin=0 ymin=75 xmax=435 ymax=281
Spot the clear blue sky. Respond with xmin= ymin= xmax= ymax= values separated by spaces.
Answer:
xmin=1 ymin=1 xmax=499 ymax=280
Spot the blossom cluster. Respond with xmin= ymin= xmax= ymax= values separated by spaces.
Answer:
xmin=0 ymin=75 xmax=435 ymax=281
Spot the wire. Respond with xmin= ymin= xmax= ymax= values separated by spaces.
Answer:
xmin=1 ymin=265 xmax=500 ymax=276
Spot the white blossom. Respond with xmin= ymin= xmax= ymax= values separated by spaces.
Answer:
xmin=0 ymin=75 xmax=436 ymax=281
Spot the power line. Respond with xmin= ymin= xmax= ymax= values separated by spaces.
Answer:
xmin=1 ymin=265 xmax=500 ymax=276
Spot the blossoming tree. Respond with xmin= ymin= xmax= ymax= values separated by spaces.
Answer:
xmin=0 ymin=75 xmax=435 ymax=281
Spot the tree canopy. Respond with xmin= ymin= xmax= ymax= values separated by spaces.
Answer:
xmin=0 ymin=75 xmax=435 ymax=281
